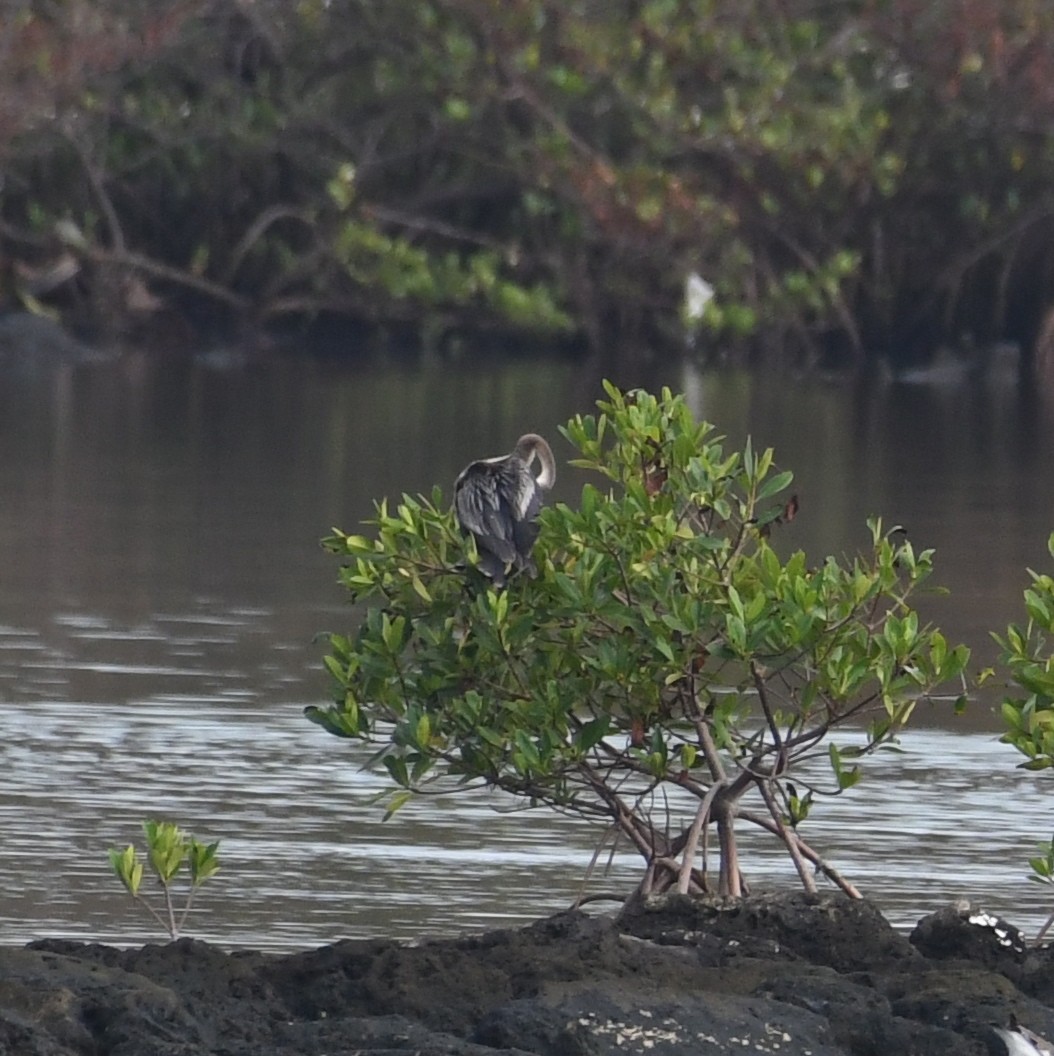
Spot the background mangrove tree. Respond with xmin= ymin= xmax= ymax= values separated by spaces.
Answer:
xmin=3 ymin=0 xmax=1054 ymax=366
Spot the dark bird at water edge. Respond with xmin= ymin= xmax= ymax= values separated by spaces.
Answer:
xmin=454 ymin=433 xmax=556 ymax=587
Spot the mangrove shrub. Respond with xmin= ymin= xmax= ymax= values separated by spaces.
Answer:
xmin=309 ymin=384 xmax=969 ymax=897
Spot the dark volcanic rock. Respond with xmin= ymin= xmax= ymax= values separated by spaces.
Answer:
xmin=0 ymin=943 xmax=205 ymax=1055
xmin=473 ymin=988 xmax=845 ymax=1056
xmin=910 ymin=903 xmax=1028 ymax=968
xmin=617 ymin=890 xmax=919 ymax=971
xmin=1 ymin=894 xmax=1050 ymax=1055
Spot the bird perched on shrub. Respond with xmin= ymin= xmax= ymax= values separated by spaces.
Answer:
xmin=454 ymin=433 xmax=555 ymax=587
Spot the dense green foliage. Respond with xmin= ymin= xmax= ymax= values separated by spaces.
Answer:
xmin=995 ymin=533 xmax=1054 ymax=771
xmin=309 ymin=384 xmax=969 ymax=896
xmin=994 ymin=535 xmax=1054 ymax=938
xmin=3 ymin=1 xmax=1054 ymax=362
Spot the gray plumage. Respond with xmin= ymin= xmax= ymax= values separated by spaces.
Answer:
xmin=454 ymin=433 xmax=556 ymax=586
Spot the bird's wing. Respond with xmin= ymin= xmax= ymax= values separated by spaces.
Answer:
xmin=510 ymin=479 xmax=542 ymax=560
xmin=455 ymin=461 xmax=520 ymax=563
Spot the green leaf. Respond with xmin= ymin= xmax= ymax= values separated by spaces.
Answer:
xmin=145 ymin=820 xmax=186 ymax=883
xmin=188 ymin=840 xmax=221 ymax=886
xmin=383 ymin=754 xmax=410 ymax=786
xmin=655 ymin=637 xmax=675 ymax=662
xmin=1020 ymin=758 xmax=1052 ymax=771
xmin=323 ymin=654 xmax=350 ymax=684
xmin=383 ymin=790 xmax=414 ymax=821
xmin=757 ymin=469 xmax=793 ymax=501
xmin=109 ymin=845 xmax=143 ymax=896
xmin=576 ymin=716 xmax=609 ymax=752
xmin=513 ymin=729 xmax=542 ymax=770
xmin=303 ymin=704 xmax=361 ymax=738
xmin=415 ymin=712 xmax=431 ymax=748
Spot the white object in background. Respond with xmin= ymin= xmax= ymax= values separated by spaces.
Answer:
xmin=683 ymin=272 xmax=714 ymax=322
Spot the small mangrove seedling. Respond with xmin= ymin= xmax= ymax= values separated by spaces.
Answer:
xmin=1028 ymin=835 xmax=1054 ymax=945
xmin=108 ymin=820 xmax=220 ymax=940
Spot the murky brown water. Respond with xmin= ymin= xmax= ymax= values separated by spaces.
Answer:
xmin=2 ymin=344 xmax=1053 ymax=950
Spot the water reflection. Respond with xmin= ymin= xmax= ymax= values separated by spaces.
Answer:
xmin=1 ymin=347 xmax=1054 ymax=949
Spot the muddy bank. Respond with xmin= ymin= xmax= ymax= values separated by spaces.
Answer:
xmin=2 ymin=893 xmax=1052 ymax=1055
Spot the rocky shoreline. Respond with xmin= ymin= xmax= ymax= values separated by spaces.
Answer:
xmin=2 ymin=892 xmax=1052 ymax=1055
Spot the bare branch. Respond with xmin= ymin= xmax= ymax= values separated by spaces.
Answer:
xmin=740 ymin=809 xmax=863 ymax=898
xmin=62 ymin=128 xmax=127 ymax=255
xmin=79 ymin=244 xmax=252 ymax=310
xmin=755 ymin=779 xmax=816 ymax=894
xmin=675 ymin=779 xmax=724 ymax=894
xmin=220 ymin=205 xmax=317 ymax=286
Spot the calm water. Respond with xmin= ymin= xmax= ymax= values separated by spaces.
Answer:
xmin=2 ymin=343 xmax=1054 ymax=950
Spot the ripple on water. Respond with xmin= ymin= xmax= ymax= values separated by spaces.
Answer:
xmin=0 ymin=609 xmax=1051 ymax=950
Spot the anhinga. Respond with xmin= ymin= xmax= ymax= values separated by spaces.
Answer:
xmin=454 ymin=433 xmax=556 ymax=587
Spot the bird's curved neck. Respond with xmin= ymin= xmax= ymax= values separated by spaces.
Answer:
xmin=516 ymin=433 xmax=556 ymax=490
